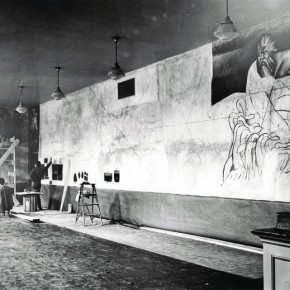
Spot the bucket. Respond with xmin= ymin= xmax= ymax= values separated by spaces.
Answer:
xmin=67 ymin=204 xmax=73 ymax=214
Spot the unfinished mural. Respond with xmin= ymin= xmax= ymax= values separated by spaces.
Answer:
xmin=212 ymin=16 xmax=290 ymax=105
xmin=223 ymin=33 xmax=290 ymax=184
xmin=39 ymin=15 xmax=290 ymax=202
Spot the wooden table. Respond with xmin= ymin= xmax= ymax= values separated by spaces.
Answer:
xmin=15 ymin=191 xmax=43 ymax=212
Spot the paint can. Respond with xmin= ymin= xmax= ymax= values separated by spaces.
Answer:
xmin=67 ymin=204 xmax=73 ymax=214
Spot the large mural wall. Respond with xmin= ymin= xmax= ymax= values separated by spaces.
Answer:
xmin=40 ymin=14 xmax=290 ymax=203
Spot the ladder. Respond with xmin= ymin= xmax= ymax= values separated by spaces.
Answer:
xmin=75 ymin=182 xmax=103 ymax=227
xmin=7 ymin=153 xmax=16 ymax=193
xmin=0 ymin=138 xmax=19 ymax=193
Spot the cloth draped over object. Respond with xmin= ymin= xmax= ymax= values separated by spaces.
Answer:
xmin=0 ymin=185 xmax=14 ymax=213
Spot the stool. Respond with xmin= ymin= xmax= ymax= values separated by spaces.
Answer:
xmin=75 ymin=182 xmax=103 ymax=227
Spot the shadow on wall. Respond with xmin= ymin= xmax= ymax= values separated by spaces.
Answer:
xmin=109 ymin=194 xmax=121 ymax=222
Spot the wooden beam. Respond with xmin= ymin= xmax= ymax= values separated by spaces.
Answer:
xmin=60 ymin=158 xmax=71 ymax=212
xmin=0 ymin=139 xmax=20 ymax=168
xmin=10 ymin=213 xmax=40 ymax=223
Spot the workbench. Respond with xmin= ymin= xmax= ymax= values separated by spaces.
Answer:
xmin=15 ymin=191 xmax=43 ymax=212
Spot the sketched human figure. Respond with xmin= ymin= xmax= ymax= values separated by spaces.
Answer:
xmin=223 ymin=34 xmax=290 ymax=184
xmin=31 ymin=108 xmax=39 ymax=131
xmin=256 ymin=34 xmax=290 ymax=79
xmin=247 ymin=34 xmax=290 ymax=89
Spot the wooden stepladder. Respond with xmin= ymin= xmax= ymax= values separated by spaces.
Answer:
xmin=75 ymin=182 xmax=103 ymax=227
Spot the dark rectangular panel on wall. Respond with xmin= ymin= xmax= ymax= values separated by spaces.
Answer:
xmin=52 ymin=164 xmax=63 ymax=181
xmin=212 ymin=37 xmax=254 ymax=105
xmin=118 ymin=78 xmax=135 ymax=99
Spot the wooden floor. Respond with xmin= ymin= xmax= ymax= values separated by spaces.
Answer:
xmin=5 ymin=207 xmax=263 ymax=290
xmin=1 ymin=214 xmax=263 ymax=289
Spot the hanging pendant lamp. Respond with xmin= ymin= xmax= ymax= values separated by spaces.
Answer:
xmin=51 ymin=66 xmax=65 ymax=100
xmin=214 ymin=0 xmax=239 ymax=40
xmin=15 ymin=86 xmax=28 ymax=114
xmin=108 ymin=36 xmax=125 ymax=80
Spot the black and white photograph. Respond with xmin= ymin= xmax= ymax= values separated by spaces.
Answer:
xmin=0 ymin=0 xmax=290 ymax=289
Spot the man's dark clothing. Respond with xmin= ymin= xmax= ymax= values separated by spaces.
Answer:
xmin=29 ymin=161 xmax=51 ymax=209
xmin=0 ymin=185 xmax=14 ymax=215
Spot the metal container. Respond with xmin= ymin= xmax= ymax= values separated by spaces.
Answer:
xmin=67 ymin=204 xmax=73 ymax=214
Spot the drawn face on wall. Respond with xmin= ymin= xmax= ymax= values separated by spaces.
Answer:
xmin=256 ymin=34 xmax=277 ymax=78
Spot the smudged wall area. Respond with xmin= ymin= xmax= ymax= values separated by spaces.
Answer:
xmin=40 ymin=14 xmax=290 ymax=245
xmin=40 ymin=46 xmax=217 ymax=196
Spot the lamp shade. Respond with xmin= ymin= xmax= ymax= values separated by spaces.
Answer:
xmin=108 ymin=36 xmax=125 ymax=80
xmin=214 ymin=16 xmax=239 ymax=40
xmin=51 ymin=86 xmax=65 ymax=100
xmin=52 ymin=67 xmax=65 ymax=100
xmin=108 ymin=62 xmax=125 ymax=80
xmin=15 ymin=85 xmax=28 ymax=114
xmin=15 ymin=103 xmax=28 ymax=114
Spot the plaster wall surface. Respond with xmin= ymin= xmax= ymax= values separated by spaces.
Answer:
xmin=38 ymin=14 xmax=290 ymax=245
xmin=40 ymin=33 xmax=290 ymax=202
xmin=41 ymin=184 xmax=290 ymax=246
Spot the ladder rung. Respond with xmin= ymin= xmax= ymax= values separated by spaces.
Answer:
xmin=75 ymin=183 xmax=103 ymax=227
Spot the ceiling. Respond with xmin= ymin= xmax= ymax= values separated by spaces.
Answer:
xmin=0 ymin=0 xmax=290 ymax=108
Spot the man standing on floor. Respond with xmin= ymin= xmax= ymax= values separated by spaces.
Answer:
xmin=0 ymin=178 xmax=14 ymax=216
xmin=29 ymin=158 xmax=52 ymax=210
